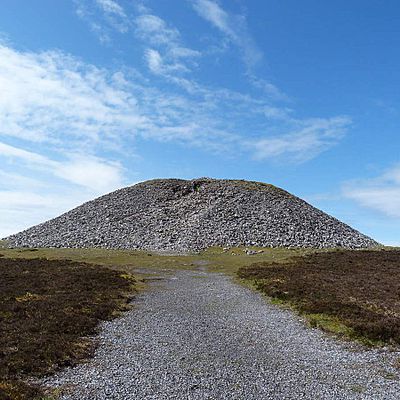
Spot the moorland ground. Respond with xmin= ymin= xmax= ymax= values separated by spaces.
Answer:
xmin=0 ymin=245 xmax=399 ymax=399
xmin=0 ymin=256 xmax=135 ymax=400
xmin=238 ymin=249 xmax=400 ymax=346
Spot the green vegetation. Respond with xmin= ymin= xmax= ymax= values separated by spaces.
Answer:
xmin=0 ymin=257 xmax=136 ymax=400
xmin=238 ymin=249 xmax=400 ymax=346
xmin=0 ymin=246 xmax=312 ymax=275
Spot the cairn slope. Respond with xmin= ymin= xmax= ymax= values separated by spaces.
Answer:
xmin=6 ymin=178 xmax=378 ymax=251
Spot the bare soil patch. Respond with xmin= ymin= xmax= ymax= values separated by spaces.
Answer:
xmin=0 ymin=257 xmax=135 ymax=400
xmin=238 ymin=249 xmax=400 ymax=345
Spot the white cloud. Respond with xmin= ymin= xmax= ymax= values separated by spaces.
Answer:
xmin=134 ymin=10 xmax=201 ymax=76
xmin=144 ymin=49 xmax=188 ymax=76
xmin=192 ymin=0 xmax=234 ymax=37
xmin=74 ymin=0 xmax=129 ymax=41
xmin=0 ymin=191 xmax=55 ymax=209
xmin=95 ymin=0 xmax=126 ymax=18
xmin=0 ymin=162 xmax=104 ymax=238
xmin=343 ymin=165 xmax=400 ymax=218
xmin=76 ymin=1 xmax=197 ymax=76
xmin=247 ymin=75 xmax=288 ymax=101
xmin=0 ymin=141 xmax=49 ymax=164
xmin=346 ymin=187 xmax=400 ymax=217
xmin=134 ymin=12 xmax=201 ymax=61
xmin=0 ymin=189 xmax=97 ymax=238
xmin=169 ymin=47 xmax=201 ymax=59
xmin=0 ymin=42 xmax=240 ymax=156
xmin=0 ymin=170 xmax=46 ymax=189
xmin=55 ymin=156 xmax=124 ymax=193
xmin=383 ymin=166 xmax=400 ymax=184
xmin=0 ymin=42 xmax=350 ymax=163
xmin=89 ymin=22 xmax=112 ymax=44
xmin=192 ymin=0 xmax=262 ymax=67
xmin=0 ymin=141 xmax=125 ymax=237
xmin=250 ymin=117 xmax=351 ymax=162
xmin=192 ymin=0 xmax=287 ymax=100
xmin=145 ymin=48 xmax=164 ymax=74
xmin=0 ymin=141 xmax=124 ymax=193
xmin=94 ymin=0 xmax=129 ymax=33
xmin=0 ymin=44 xmax=148 ymax=146
xmin=135 ymin=14 xmax=180 ymax=45
xmin=262 ymin=106 xmax=292 ymax=120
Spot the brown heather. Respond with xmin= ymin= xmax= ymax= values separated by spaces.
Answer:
xmin=238 ymin=250 xmax=400 ymax=345
xmin=0 ymin=258 xmax=135 ymax=400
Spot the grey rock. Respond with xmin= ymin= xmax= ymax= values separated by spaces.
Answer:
xmin=5 ymin=178 xmax=379 ymax=251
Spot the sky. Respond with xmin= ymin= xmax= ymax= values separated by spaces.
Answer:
xmin=0 ymin=0 xmax=399 ymax=245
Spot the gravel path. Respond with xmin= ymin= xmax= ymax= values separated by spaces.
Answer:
xmin=43 ymin=270 xmax=400 ymax=399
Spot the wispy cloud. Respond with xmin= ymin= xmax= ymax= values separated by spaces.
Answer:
xmin=82 ymin=0 xmax=280 ymax=102
xmin=191 ymin=0 xmax=289 ymax=101
xmin=191 ymin=0 xmax=262 ymax=68
xmin=343 ymin=165 xmax=400 ymax=218
xmin=247 ymin=75 xmax=288 ymax=102
xmin=0 ymin=185 xmax=107 ymax=238
xmin=0 ymin=141 xmax=49 ymax=164
xmin=95 ymin=0 xmax=126 ymax=18
xmin=144 ymin=49 xmax=189 ymax=75
xmin=0 ymin=139 xmax=125 ymax=237
xmin=0 ymin=190 xmax=76 ymax=238
xmin=93 ymin=0 xmax=129 ymax=33
xmin=135 ymin=14 xmax=180 ymax=45
xmin=0 ymin=44 xmax=148 ymax=147
xmin=56 ymin=156 xmax=125 ymax=193
xmin=0 ymin=40 xmax=350 ymax=163
xmin=133 ymin=8 xmax=201 ymax=77
xmin=169 ymin=47 xmax=201 ymax=59
xmin=0 ymin=141 xmax=125 ymax=193
xmin=0 ymin=42 xmax=233 ymax=157
xmin=74 ymin=0 xmax=129 ymax=42
xmin=78 ymin=0 xmax=201 ymax=76
xmin=0 ymin=144 xmax=82 ymax=237
xmin=249 ymin=116 xmax=351 ymax=162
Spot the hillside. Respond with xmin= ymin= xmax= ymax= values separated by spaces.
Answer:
xmin=5 ymin=178 xmax=378 ymax=251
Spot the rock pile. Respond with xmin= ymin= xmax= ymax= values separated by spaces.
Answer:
xmin=5 ymin=178 xmax=379 ymax=251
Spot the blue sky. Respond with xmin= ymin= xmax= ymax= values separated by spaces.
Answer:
xmin=0 ymin=0 xmax=399 ymax=245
